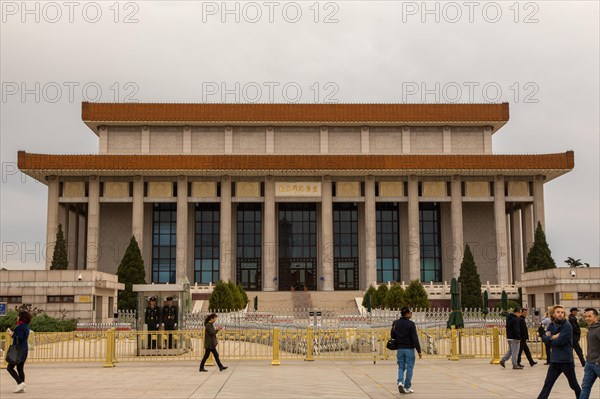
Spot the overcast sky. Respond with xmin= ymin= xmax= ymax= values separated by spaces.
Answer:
xmin=1 ymin=0 xmax=598 ymax=271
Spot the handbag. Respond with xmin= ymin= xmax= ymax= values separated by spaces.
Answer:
xmin=386 ymin=338 xmax=398 ymax=351
xmin=5 ymin=337 xmax=22 ymax=365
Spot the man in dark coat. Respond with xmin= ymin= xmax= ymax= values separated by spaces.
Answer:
xmin=162 ymin=297 xmax=178 ymax=349
xmin=145 ymin=297 xmax=161 ymax=349
xmin=391 ymin=307 xmax=422 ymax=394
xmin=500 ymin=307 xmax=523 ymax=369
xmin=537 ymin=305 xmax=581 ymax=399
xmin=517 ymin=308 xmax=537 ymax=367
xmin=568 ymin=307 xmax=586 ymax=367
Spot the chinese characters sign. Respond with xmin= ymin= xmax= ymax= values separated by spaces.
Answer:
xmin=275 ymin=182 xmax=321 ymax=197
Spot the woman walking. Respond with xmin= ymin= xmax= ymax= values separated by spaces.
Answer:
xmin=199 ymin=313 xmax=227 ymax=372
xmin=6 ymin=310 xmax=31 ymax=393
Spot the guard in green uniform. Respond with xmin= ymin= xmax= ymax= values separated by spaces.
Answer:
xmin=145 ymin=297 xmax=161 ymax=349
xmin=162 ymin=297 xmax=178 ymax=349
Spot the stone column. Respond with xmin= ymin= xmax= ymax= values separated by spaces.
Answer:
xmin=402 ymin=126 xmax=411 ymax=153
xmin=220 ymin=177 xmax=233 ymax=282
xmin=320 ymin=126 xmax=328 ymax=154
xmin=99 ymin=126 xmax=108 ymax=154
xmin=321 ymin=178 xmax=334 ymax=291
xmin=87 ymin=177 xmax=100 ymax=270
xmin=364 ymin=176 xmax=376 ymax=288
xmin=176 ymin=176 xmax=188 ymax=281
xmin=263 ymin=177 xmax=277 ymax=291
xmin=443 ymin=126 xmax=452 ymax=154
xmin=521 ymin=204 xmax=534 ymax=265
xmin=132 ymin=177 xmax=144 ymax=252
xmin=483 ymin=126 xmax=493 ymax=153
xmin=141 ymin=126 xmax=150 ymax=153
xmin=224 ymin=127 xmax=233 ymax=154
xmin=450 ymin=177 xmax=463 ymax=278
xmin=494 ymin=176 xmax=509 ymax=285
xmin=183 ymin=126 xmax=191 ymax=153
xmin=511 ymin=208 xmax=523 ymax=283
xmin=361 ymin=126 xmax=369 ymax=154
xmin=266 ymin=127 xmax=274 ymax=154
xmin=533 ymin=175 xmax=545 ymax=230
xmin=45 ymin=176 xmax=59 ymax=269
xmin=407 ymin=176 xmax=420 ymax=281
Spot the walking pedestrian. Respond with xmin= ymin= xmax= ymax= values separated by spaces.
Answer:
xmin=518 ymin=308 xmax=538 ymax=367
xmin=6 ymin=310 xmax=31 ymax=393
xmin=500 ymin=307 xmax=523 ymax=369
xmin=536 ymin=305 xmax=581 ymax=399
xmin=199 ymin=313 xmax=228 ymax=372
xmin=391 ymin=307 xmax=422 ymax=394
xmin=568 ymin=307 xmax=586 ymax=367
xmin=579 ymin=307 xmax=600 ymax=399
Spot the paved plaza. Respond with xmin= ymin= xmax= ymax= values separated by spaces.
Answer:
xmin=1 ymin=359 xmax=597 ymax=398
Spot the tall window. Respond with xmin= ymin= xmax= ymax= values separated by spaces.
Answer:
xmin=236 ymin=203 xmax=262 ymax=290
xmin=152 ymin=203 xmax=177 ymax=283
xmin=194 ymin=203 xmax=220 ymax=284
xmin=333 ymin=203 xmax=359 ymax=290
xmin=419 ymin=202 xmax=442 ymax=282
xmin=376 ymin=202 xmax=400 ymax=283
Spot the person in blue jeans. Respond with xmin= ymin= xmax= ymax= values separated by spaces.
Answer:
xmin=579 ymin=307 xmax=600 ymax=399
xmin=391 ymin=307 xmax=422 ymax=394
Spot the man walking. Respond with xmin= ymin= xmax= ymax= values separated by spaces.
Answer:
xmin=568 ymin=307 xmax=586 ymax=367
xmin=518 ymin=308 xmax=538 ymax=367
xmin=500 ymin=307 xmax=523 ymax=369
xmin=579 ymin=307 xmax=600 ymax=399
xmin=392 ymin=307 xmax=422 ymax=394
xmin=537 ymin=305 xmax=581 ymax=399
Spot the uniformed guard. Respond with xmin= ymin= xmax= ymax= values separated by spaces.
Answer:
xmin=145 ymin=297 xmax=161 ymax=349
xmin=162 ymin=296 xmax=178 ymax=349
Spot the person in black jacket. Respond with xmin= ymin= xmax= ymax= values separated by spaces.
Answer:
xmin=500 ymin=307 xmax=523 ymax=369
xmin=162 ymin=297 xmax=178 ymax=349
xmin=391 ymin=307 xmax=422 ymax=394
xmin=517 ymin=308 xmax=538 ymax=367
xmin=568 ymin=307 xmax=586 ymax=367
xmin=145 ymin=297 xmax=161 ymax=349
xmin=6 ymin=311 xmax=31 ymax=393
xmin=537 ymin=305 xmax=581 ymax=399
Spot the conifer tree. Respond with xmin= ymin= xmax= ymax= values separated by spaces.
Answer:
xmin=525 ymin=222 xmax=556 ymax=272
xmin=209 ymin=280 xmax=235 ymax=311
xmin=116 ymin=236 xmax=146 ymax=310
xmin=50 ymin=223 xmax=68 ymax=270
xmin=385 ymin=284 xmax=405 ymax=309
xmin=458 ymin=244 xmax=483 ymax=309
xmin=404 ymin=280 xmax=430 ymax=309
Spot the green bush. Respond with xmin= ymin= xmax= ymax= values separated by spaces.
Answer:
xmin=494 ymin=300 xmax=520 ymax=311
xmin=208 ymin=281 xmax=248 ymax=311
xmin=362 ymin=285 xmax=376 ymax=310
xmin=0 ymin=311 xmax=77 ymax=332
xmin=404 ymin=280 xmax=430 ymax=309
xmin=374 ymin=284 xmax=389 ymax=309
xmin=385 ymin=284 xmax=405 ymax=309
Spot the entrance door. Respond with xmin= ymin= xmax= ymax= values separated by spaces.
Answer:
xmin=237 ymin=260 xmax=261 ymax=290
xmin=334 ymin=260 xmax=358 ymax=290
xmin=278 ymin=203 xmax=317 ymax=291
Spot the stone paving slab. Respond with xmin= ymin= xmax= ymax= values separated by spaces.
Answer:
xmin=1 ymin=359 xmax=597 ymax=398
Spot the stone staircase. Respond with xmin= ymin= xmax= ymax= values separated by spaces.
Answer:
xmin=291 ymin=290 xmax=313 ymax=308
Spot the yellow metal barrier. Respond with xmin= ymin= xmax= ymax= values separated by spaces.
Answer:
xmin=449 ymin=326 xmax=459 ymax=361
xmin=305 ymin=326 xmax=314 ymax=361
xmin=17 ymin=325 xmax=563 ymax=367
xmin=490 ymin=326 xmax=500 ymax=364
xmin=1 ymin=333 xmax=12 ymax=369
xmin=103 ymin=328 xmax=115 ymax=368
xmin=271 ymin=328 xmax=280 ymax=366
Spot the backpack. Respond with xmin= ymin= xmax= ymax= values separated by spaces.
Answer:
xmin=538 ymin=324 xmax=545 ymax=338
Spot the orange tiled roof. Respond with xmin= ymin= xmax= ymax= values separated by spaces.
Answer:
xmin=82 ymin=102 xmax=509 ymax=123
xmin=18 ymin=151 xmax=573 ymax=173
